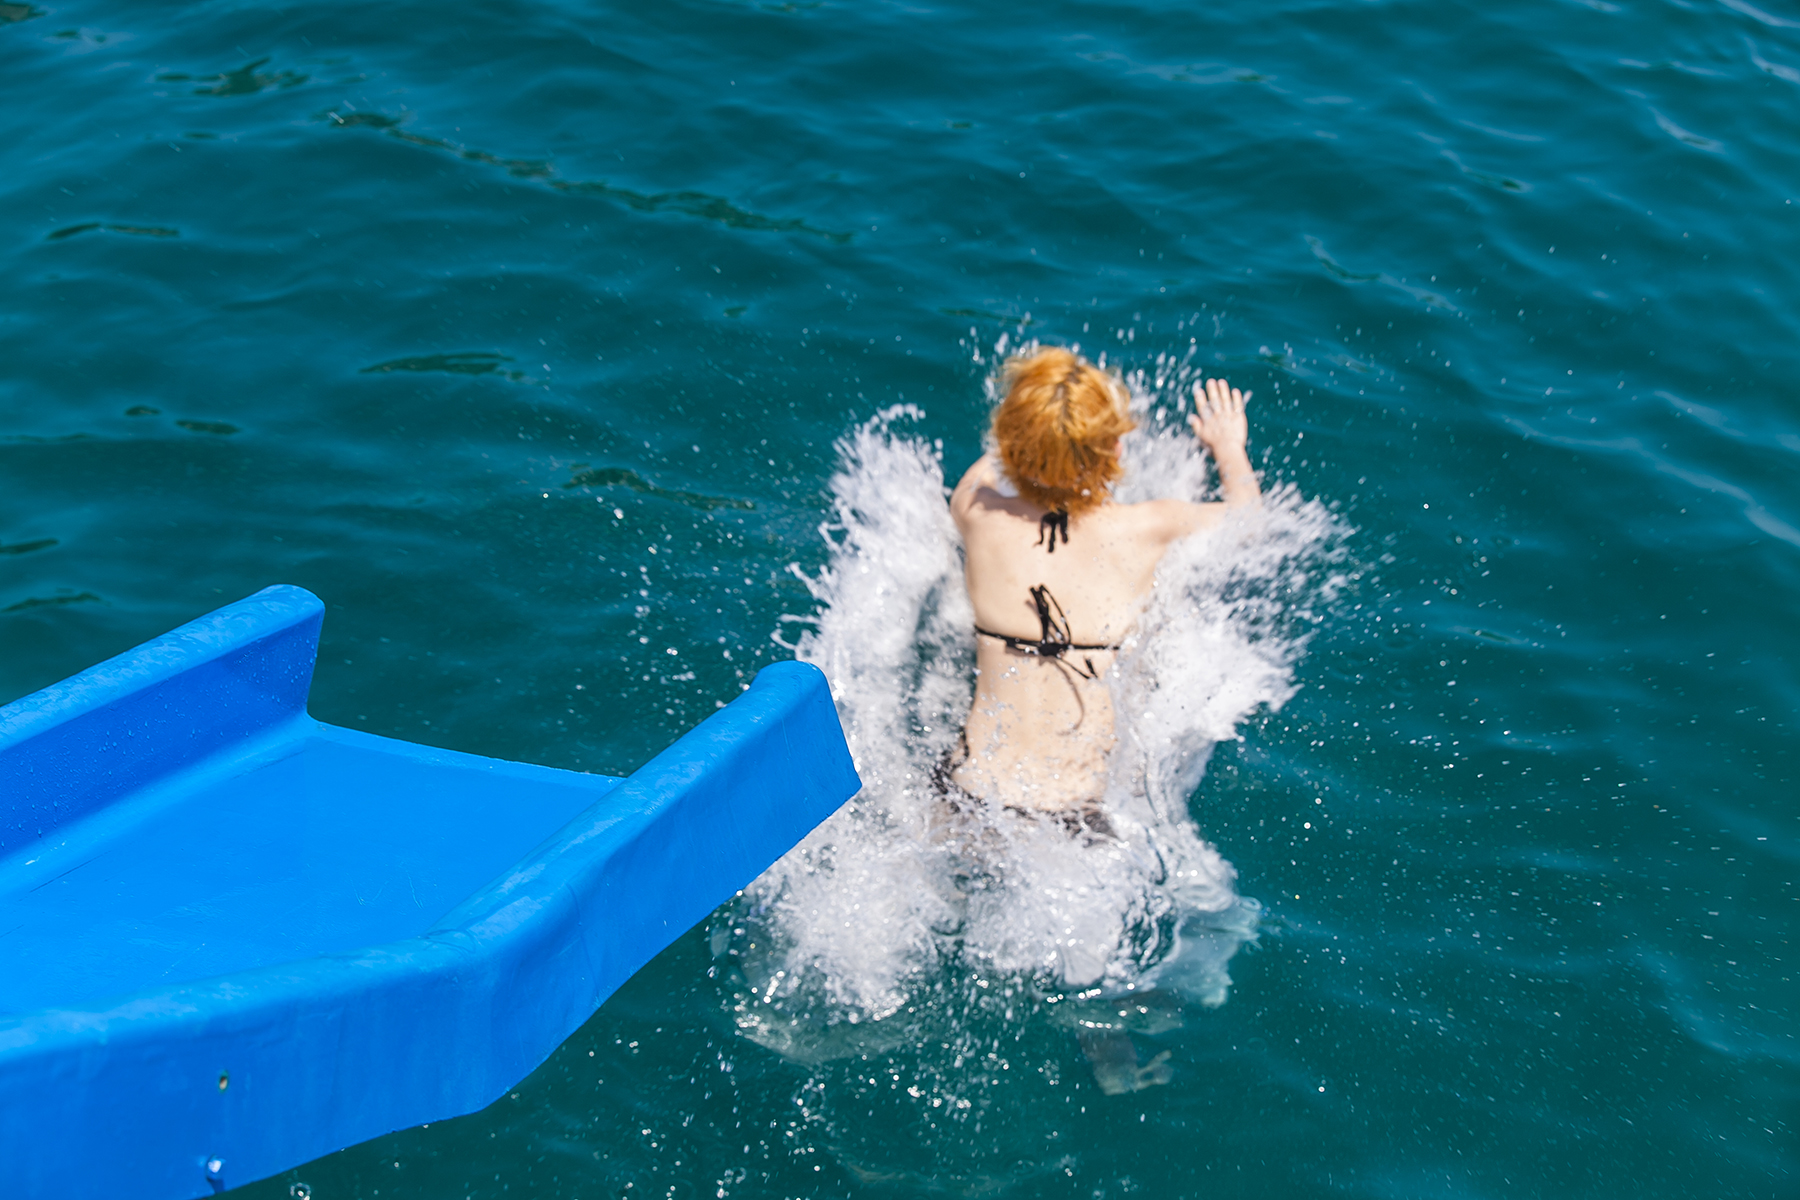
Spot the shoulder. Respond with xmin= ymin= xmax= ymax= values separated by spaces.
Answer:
xmin=1117 ymin=497 xmax=1227 ymax=544
xmin=950 ymin=454 xmax=997 ymax=505
xmin=951 ymin=455 xmax=1032 ymax=526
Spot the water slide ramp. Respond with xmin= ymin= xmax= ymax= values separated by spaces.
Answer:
xmin=0 ymin=585 xmax=859 ymax=1198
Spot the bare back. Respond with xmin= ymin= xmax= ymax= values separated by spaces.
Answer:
xmin=948 ymin=455 xmax=1219 ymax=812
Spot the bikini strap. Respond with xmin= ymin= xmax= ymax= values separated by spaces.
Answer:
xmin=1036 ymin=509 xmax=1069 ymax=553
xmin=972 ymin=584 xmax=1119 ymax=680
xmin=1029 ymin=584 xmax=1067 ymax=645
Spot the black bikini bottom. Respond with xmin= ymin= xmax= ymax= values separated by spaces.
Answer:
xmin=930 ymin=749 xmax=1116 ymax=841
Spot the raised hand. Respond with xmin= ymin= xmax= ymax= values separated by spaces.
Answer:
xmin=1185 ymin=377 xmax=1260 ymax=507
xmin=1187 ymin=377 xmax=1251 ymax=454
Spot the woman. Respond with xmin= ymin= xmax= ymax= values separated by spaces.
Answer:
xmin=942 ymin=346 xmax=1260 ymax=831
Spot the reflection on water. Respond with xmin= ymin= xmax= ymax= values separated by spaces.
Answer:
xmin=4 ymin=590 xmax=101 ymax=613
xmin=174 ymin=419 xmax=240 ymax=436
xmin=564 ymin=465 xmax=755 ymax=512
xmin=159 ymin=58 xmax=308 ymax=96
xmin=321 ymin=108 xmax=852 ymax=240
xmin=360 ymin=352 xmax=521 ymax=378
xmin=46 ymin=222 xmax=180 ymax=241
xmin=0 ymin=538 xmax=56 ymax=555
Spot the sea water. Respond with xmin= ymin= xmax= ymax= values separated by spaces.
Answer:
xmin=1 ymin=0 xmax=1794 ymax=1195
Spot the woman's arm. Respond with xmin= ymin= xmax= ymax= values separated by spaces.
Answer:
xmin=1189 ymin=377 xmax=1260 ymax=508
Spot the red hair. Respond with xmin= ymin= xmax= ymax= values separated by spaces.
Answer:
xmin=992 ymin=347 xmax=1136 ymax=516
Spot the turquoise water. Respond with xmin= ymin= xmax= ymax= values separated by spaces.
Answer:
xmin=3 ymin=0 xmax=1796 ymax=1194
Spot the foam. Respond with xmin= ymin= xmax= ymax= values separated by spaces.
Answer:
xmin=726 ymin=366 xmax=1349 ymax=1060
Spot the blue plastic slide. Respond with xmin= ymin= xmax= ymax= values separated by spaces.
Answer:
xmin=0 ymin=586 xmax=859 ymax=1199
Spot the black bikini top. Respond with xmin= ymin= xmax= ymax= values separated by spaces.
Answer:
xmin=972 ymin=509 xmax=1120 ymax=677
xmin=975 ymin=583 xmax=1120 ymax=654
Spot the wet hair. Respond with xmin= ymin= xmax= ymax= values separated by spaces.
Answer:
xmin=991 ymin=346 xmax=1137 ymax=517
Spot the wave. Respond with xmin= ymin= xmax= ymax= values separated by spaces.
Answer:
xmin=719 ymin=367 xmax=1350 ymax=1067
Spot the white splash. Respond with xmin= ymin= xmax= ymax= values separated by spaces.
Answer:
xmin=730 ymin=375 xmax=1348 ymax=1060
